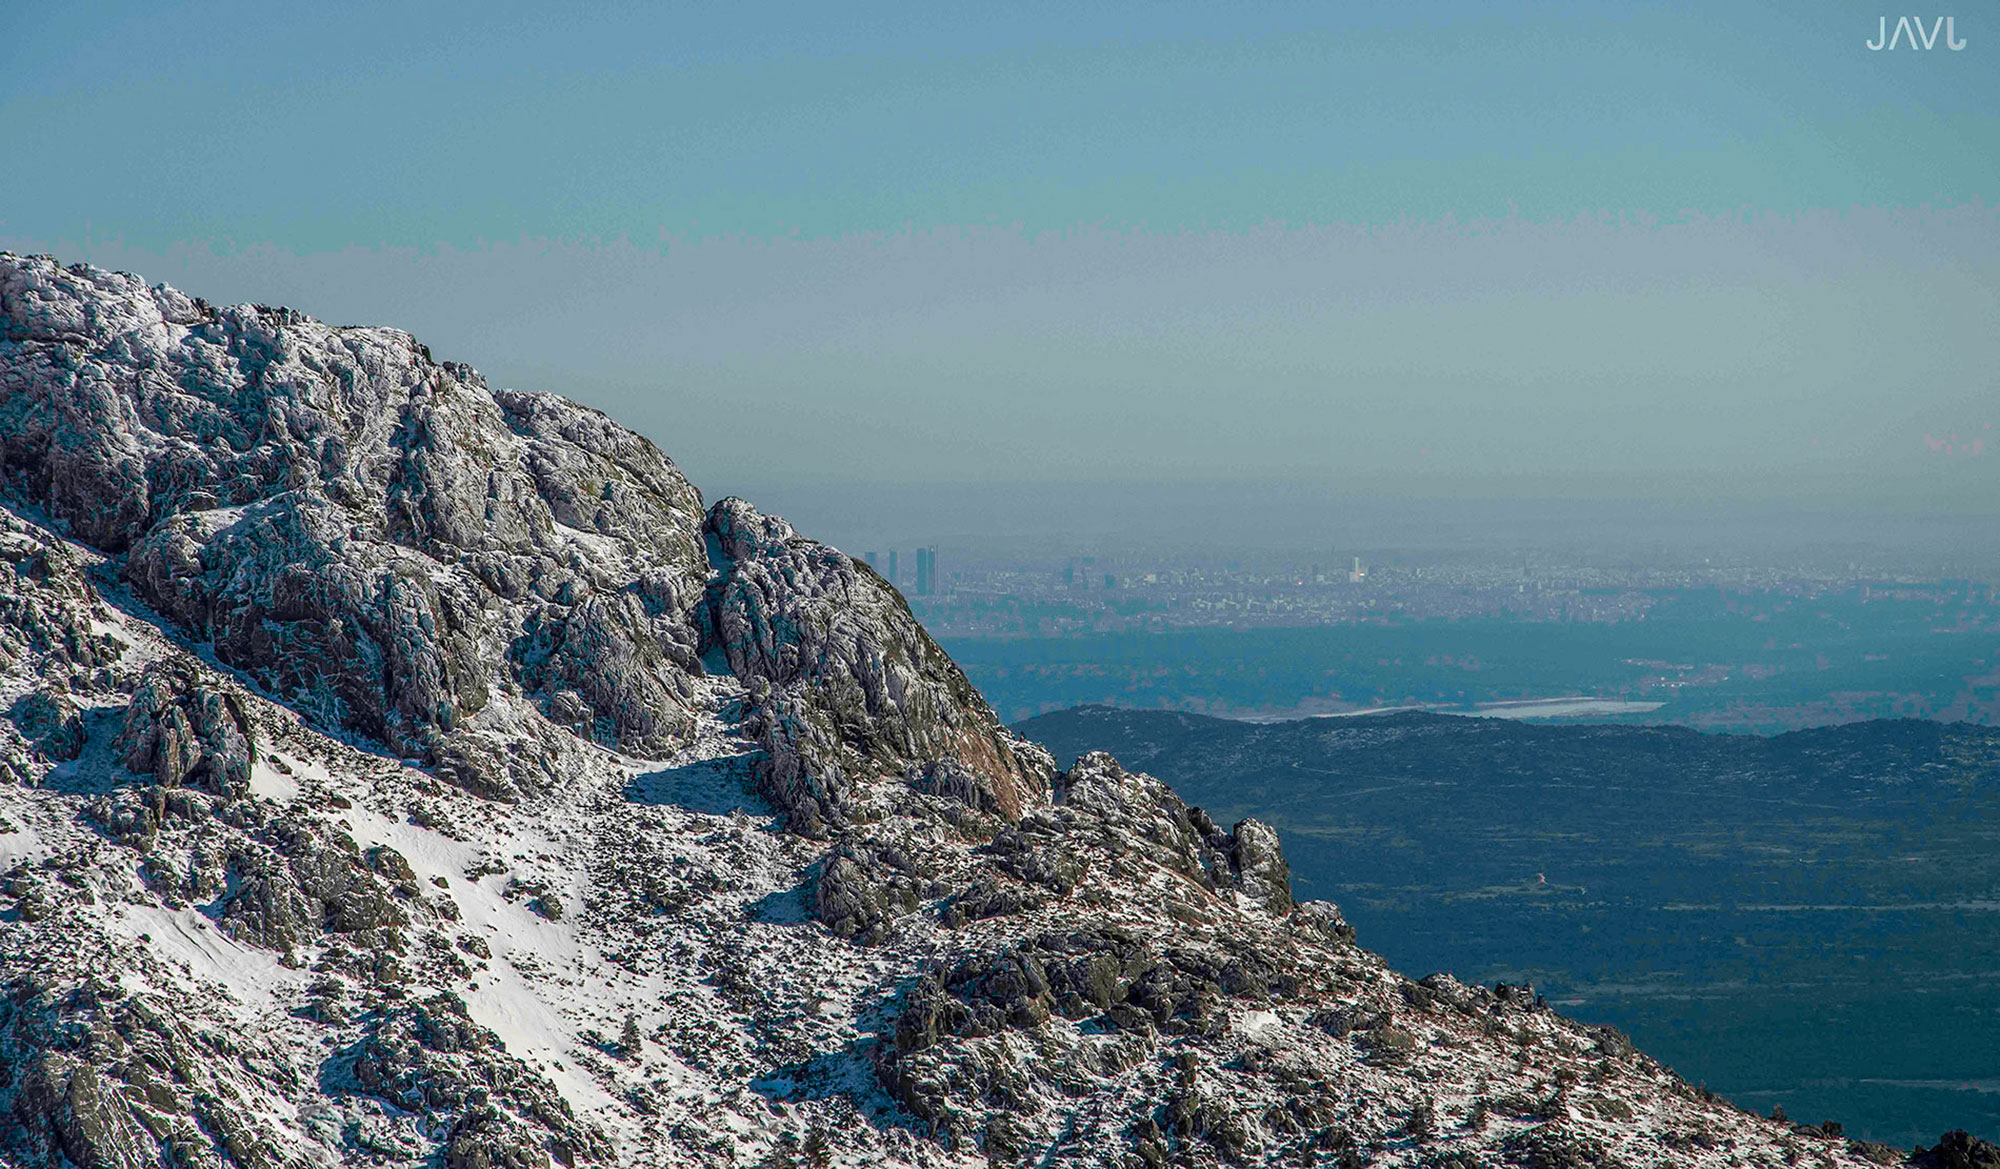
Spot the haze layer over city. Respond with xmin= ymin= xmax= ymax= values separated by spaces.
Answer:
xmin=11 ymin=8 xmax=1991 ymax=719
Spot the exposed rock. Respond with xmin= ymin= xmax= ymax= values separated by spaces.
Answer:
xmin=1 ymin=255 xmax=712 ymax=797
xmin=813 ymin=839 xmax=926 ymax=944
xmin=10 ymin=1051 xmax=154 ymax=1169
xmin=0 ymin=514 xmax=120 ymax=704
xmin=8 ymin=688 xmax=85 ymax=762
xmin=511 ymin=586 xmax=702 ymax=753
xmin=939 ymin=876 xmax=1046 ymax=927
xmin=345 ymin=993 xmax=599 ymax=1164
xmin=1224 ymin=816 xmax=1295 ymax=916
xmin=218 ymin=817 xmax=408 ymax=954
xmin=983 ymin=817 xmax=1086 ymax=894
xmin=1913 ymin=1130 xmax=2000 ymax=1169
xmin=1502 ymin=1121 xmax=1623 ymax=1168
xmin=705 ymin=496 xmax=1053 ymax=831
xmin=116 ymin=659 xmax=255 ymax=798
xmin=1293 ymin=898 xmax=1357 ymax=944
xmin=1054 ymin=751 xmax=1298 ymax=913
xmin=0 ymin=979 xmax=300 ymax=1169
xmin=445 ymin=1106 xmax=554 ymax=1169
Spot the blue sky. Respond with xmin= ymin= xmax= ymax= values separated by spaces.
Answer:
xmin=3 ymin=1 xmax=1996 ymax=507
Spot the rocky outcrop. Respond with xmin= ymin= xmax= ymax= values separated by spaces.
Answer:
xmin=1054 ymin=751 xmax=1293 ymax=911
xmin=0 ymin=513 xmax=121 ymax=720
xmin=813 ymin=840 xmax=923 ymax=944
xmin=10 ymin=1051 xmax=155 ymax=1169
xmin=0 ymin=980 xmax=293 ymax=1169
xmin=705 ymin=496 xmax=1052 ymax=832
xmin=217 ymin=816 xmax=412 ymax=956
xmin=1 ymin=254 xmax=1037 ymax=816
xmin=877 ymin=749 xmax=1319 ymax=1139
xmin=445 ymin=1106 xmax=555 ymax=1169
xmin=1 ymin=255 xmax=711 ymax=797
xmin=116 ymin=658 xmax=255 ymax=799
xmin=1194 ymin=809 xmax=1295 ymax=916
xmin=1913 ymin=1131 xmax=2000 ymax=1169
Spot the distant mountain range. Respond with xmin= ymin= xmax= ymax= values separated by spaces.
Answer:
xmin=1016 ymin=704 xmax=2000 ymax=1147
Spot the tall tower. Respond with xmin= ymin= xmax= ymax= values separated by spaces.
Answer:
xmin=888 ymin=550 xmax=898 ymax=587
xmin=915 ymin=546 xmax=939 ymax=595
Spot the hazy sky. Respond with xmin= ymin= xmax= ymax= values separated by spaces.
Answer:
xmin=3 ymin=1 xmax=1996 ymax=513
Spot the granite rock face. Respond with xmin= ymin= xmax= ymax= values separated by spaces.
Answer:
xmin=705 ymin=496 xmax=1053 ymax=833
xmin=10 ymin=1050 xmax=156 ymax=1169
xmin=0 ymin=255 xmax=1034 ymax=808
xmin=1 ymin=255 xmax=712 ymax=796
xmin=116 ymin=659 xmax=256 ymax=799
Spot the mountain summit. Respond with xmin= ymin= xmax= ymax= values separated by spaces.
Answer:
xmin=0 ymin=254 xmax=1939 ymax=1167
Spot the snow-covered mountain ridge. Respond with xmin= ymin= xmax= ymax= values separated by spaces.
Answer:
xmin=0 ymin=253 xmax=1966 ymax=1168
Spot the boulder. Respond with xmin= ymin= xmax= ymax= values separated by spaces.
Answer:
xmin=115 ymin=659 xmax=254 ymax=798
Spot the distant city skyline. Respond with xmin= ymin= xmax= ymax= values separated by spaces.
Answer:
xmin=733 ymin=482 xmax=2000 ymax=581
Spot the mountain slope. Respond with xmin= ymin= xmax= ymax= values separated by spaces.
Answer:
xmin=0 ymin=253 xmax=1935 ymax=1168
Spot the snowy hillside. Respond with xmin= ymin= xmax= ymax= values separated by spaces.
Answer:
xmin=0 ymin=253 xmax=1955 ymax=1168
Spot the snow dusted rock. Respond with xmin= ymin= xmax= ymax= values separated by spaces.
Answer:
xmin=121 ymin=494 xmax=500 ymax=772
xmin=11 ymin=1033 xmax=172 ymax=1169
xmin=0 ymin=957 xmax=304 ymax=1169
xmin=705 ymin=496 xmax=1053 ymax=832
xmin=0 ymin=254 xmax=1954 ymax=1169
xmin=344 ymin=993 xmax=602 ymax=1165
xmin=0 ymin=512 xmax=119 ymax=687
xmin=1196 ymin=809 xmax=1294 ymax=917
xmin=873 ymin=750 xmax=1325 ymax=1145
xmin=813 ymin=838 xmax=930 ymax=944
xmin=8 ymin=688 xmax=85 ymax=764
xmin=116 ymin=659 xmax=255 ymax=799
xmin=1 ymin=255 xmax=711 ymax=797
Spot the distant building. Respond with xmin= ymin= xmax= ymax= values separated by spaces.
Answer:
xmin=1349 ymin=556 xmax=1367 ymax=583
xmin=888 ymin=550 xmax=898 ymax=586
xmin=915 ymin=546 xmax=938 ymax=595
xmin=1063 ymin=561 xmax=1075 ymax=587
xmin=1104 ymin=573 xmax=1116 ymax=591
xmin=864 ymin=551 xmax=877 ymax=568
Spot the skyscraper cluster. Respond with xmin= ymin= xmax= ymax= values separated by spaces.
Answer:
xmin=869 ymin=547 xmax=941 ymax=596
